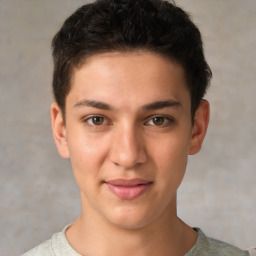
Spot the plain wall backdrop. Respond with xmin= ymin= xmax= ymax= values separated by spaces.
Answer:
xmin=0 ymin=0 xmax=255 ymax=255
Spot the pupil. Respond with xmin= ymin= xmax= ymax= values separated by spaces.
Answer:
xmin=93 ymin=117 xmax=103 ymax=125
xmin=153 ymin=117 xmax=164 ymax=125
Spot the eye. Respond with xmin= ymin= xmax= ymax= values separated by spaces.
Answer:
xmin=145 ymin=116 xmax=173 ymax=126
xmin=85 ymin=116 xmax=108 ymax=126
xmin=152 ymin=116 xmax=165 ymax=126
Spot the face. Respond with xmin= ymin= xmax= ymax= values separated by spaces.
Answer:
xmin=51 ymin=51 xmax=209 ymax=229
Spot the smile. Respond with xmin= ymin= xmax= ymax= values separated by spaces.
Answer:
xmin=105 ymin=179 xmax=153 ymax=200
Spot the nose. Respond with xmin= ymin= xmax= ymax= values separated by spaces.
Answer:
xmin=108 ymin=123 xmax=148 ymax=169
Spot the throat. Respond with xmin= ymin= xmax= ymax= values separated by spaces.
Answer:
xmin=65 ymin=215 xmax=198 ymax=256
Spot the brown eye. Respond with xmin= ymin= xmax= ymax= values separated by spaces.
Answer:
xmin=145 ymin=116 xmax=173 ymax=127
xmin=86 ymin=116 xmax=106 ymax=126
xmin=92 ymin=116 xmax=104 ymax=125
xmin=152 ymin=116 xmax=165 ymax=125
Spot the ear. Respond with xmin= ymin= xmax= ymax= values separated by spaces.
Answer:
xmin=51 ymin=102 xmax=70 ymax=158
xmin=189 ymin=100 xmax=210 ymax=155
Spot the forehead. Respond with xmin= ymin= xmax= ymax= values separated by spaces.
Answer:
xmin=76 ymin=51 xmax=185 ymax=82
xmin=68 ymin=51 xmax=190 ymax=110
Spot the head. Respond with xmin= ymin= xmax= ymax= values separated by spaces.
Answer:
xmin=52 ymin=0 xmax=212 ymax=121
xmin=50 ymin=0 xmax=211 ymax=230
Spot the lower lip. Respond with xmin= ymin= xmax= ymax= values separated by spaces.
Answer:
xmin=106 ymin=183 xmax=152 ymax=200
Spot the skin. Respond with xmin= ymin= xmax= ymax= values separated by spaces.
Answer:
xmin=51 ymin=51 xmax=209 ymax=256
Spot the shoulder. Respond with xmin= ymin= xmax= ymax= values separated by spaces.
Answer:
xmin=186 ymin=228 xmax=250 ymax=256
xmin=207 ymin=236 xmax=249 ymax=256
xmin=22 ymin=239 xmax=54 ymax=256
xmin=22 ymin=225 xmax=78 ymax=256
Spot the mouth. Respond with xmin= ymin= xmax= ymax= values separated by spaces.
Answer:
xmin=105 ymin=179 xmax=153 ymax=200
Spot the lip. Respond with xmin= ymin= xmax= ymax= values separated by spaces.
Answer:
xmin=105 ymin=179 xmax=153 ymax=200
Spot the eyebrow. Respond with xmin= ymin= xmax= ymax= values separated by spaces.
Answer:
xmin=141 ymin=100 xmax=181 ymax=110
xmin=74 ymin=99 xmax=114 ymax=110
xmin=73 ymin=99 xmax=181 ymax=111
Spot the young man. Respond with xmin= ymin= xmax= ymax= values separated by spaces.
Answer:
xmin=24 ymin=0 xmax=250 ymax=255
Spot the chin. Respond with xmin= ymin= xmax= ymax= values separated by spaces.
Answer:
xmin=105 ymin=205 xmax=158 ymax=230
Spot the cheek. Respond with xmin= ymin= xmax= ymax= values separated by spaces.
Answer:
xmin=151 ymin=132 xmax=190 ymax=183
xmin=67 ymin=131 xmax=110 ymax=187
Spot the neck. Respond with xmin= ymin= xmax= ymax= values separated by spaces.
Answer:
xmin=66 ymin=193 xmax=197 ymax=256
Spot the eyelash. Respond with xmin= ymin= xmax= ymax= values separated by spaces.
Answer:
xmin=84 ymin=115 xmax=111 ymax=126
xmin=144 ymin=115 xmax=174 ymax=127
xmin=83 ymin=115 xmax=174 ymax=127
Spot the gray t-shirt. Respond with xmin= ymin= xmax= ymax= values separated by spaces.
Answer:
xmin=23 ymin=226 xmax=250 ymax=256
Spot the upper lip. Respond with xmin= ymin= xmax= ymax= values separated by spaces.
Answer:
xmin=105 ymin=179 xmax=153 ymax=186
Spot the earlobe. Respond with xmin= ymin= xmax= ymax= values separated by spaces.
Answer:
xmin=51 ymin=102 xmax=70 ymax=158
xmin=189 ymin=100 xmax=210 ymax=155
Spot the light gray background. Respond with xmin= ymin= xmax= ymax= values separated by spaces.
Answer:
xmin=0 ymin=0 xmax=255 ymax=255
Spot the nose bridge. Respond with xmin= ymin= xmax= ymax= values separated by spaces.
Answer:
xmin=109 ymin=121 xmax=147 ymax=168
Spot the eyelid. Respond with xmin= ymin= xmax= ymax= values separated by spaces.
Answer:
xmin=144 ymin=115 xmax=174 ymax=126
xmin=83 ymin=115 xmax=111 ymax=126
